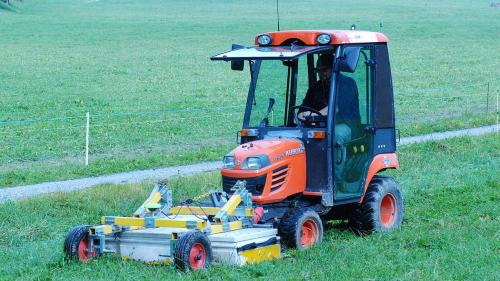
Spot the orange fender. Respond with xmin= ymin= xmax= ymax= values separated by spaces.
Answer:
xmin=359 ymin=153 xmax=399 ymax=203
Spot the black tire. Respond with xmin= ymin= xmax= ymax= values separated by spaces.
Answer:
xmin=349 ymin=175 xmax=404 ymax=236
xmin=174 ymin=231 xmax=212 ymax=271
xmin=278 ymin=207 xmax=323 ymax=249
xmin=64 ymin=225 xmax=95 ymax=263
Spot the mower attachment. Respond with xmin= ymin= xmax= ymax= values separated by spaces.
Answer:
xmin=64 ymin=180 xmax=281 ymax=270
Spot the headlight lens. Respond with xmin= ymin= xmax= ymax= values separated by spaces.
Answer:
xmin=243 ymin=157 xmax=262 ymax=170
xmin=223 ymin=156 xmax=235 ymax=169
xmin=317 ymin=33 xmax=332 ymax=45
xmin=257 ymin=34 xmax=272 ymax=46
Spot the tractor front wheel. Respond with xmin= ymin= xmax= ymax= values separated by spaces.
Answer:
xmin=64 ymin=225 xmax=95 ymax=263
xmin=278 ymin=207 xmax=323 ymax=249
xmin=349 ymin=175 xmax=404 ymax=235
xmin=174 ymin=231 xmax=212 ymax=271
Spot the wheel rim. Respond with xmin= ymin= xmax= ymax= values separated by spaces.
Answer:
xmin=380 ymin=193 xmax=397 ymax=227
xmin=189 ymin=243 xmax=207 ymax=270
xmin=77 ymin=237 xmax=94 ymax=263
xmin=300 ymin=219 xmax=318 ymax=248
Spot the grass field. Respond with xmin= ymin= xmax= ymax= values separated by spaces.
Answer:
xmin=0 ymin=0 xmax=498 ymax=187
xmin=0 ymin=134 xmax=498 ymax=280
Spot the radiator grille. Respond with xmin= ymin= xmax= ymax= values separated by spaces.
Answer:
xmin=270 ymin=165 xmax=289 ymax=192
xmin=222 ymin=174 xmax=266 ymax=196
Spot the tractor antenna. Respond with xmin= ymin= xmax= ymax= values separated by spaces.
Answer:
xmin=276 ymin=0 xmax=280 ymax=31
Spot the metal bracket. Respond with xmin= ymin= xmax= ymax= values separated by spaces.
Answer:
xmin=144 ymin=217 xmax=155 ymax=228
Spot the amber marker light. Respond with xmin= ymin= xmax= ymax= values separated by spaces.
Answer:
xmin=240 ymin=129 xmax=258 ymax=137
xmin=307 ymin=130 xmax=326 ymax=139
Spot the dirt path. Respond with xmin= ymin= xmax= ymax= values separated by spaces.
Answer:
xmin=0 ymin=125 xmax=496 ymax=202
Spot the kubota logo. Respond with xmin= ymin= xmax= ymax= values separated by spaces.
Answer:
xmin=272 ymin=144 xmax=305 ymax=162
xmin=284 ymin=145 xmax=305 ymax=156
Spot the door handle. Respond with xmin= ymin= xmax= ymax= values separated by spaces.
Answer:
xmin=335 ymin=141 xmax=345 ymax=164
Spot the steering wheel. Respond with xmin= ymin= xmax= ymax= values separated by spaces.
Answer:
xmin=290 ymin=105 xmax=324 ymax=117
xmin=289 ymin=105 xmax=325 ymax=128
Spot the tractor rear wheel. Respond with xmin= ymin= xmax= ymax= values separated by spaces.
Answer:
xmin=64 ymin=225 xmax=95 ymax=263
xmin=278 ymin=207 xmax=323 ymax=249
xmin=349 ymin=175 xmax=404 ymax=235
xmin=174 ymin=231 xmax=212 ymax=271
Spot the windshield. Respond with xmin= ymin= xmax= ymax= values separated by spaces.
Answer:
xmin=248 ymin=50 xmax=334 ymax=128
xmin=249 ymin=60 xmax=288 ymax=127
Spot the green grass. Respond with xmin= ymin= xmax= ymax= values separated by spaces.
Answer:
xmin=0 ymin=134 xmax=498 ymax=280
xmin=0 ymin=0 xmax=498 ymax=187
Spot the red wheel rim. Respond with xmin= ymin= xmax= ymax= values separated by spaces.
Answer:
xmin=380 ymin=193 xmax=397 ymax=227
xmin=300 ymin=219 xmax=318 ymax=248
xmin=77 ymin=237 xmax=95 ymax=263
xmin=188 ymin=243 xmax=207 ymax=270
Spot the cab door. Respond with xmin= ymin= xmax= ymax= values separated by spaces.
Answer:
xmin=333 ymin=45 xmax=374 ymax=201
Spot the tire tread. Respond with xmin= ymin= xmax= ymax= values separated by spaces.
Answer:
xmin=174 ymin=231 xmax=212 ymax=271
xmin=349 ymin=175 xmax=404 ymax=235
xmin=278 ymin=207 xmax=323 ymax=249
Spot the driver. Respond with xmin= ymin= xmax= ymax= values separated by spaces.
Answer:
xmin=297 ymin=53 xmax=333 ymax=120
xmin=298 ymin=53 xmax=361 ymax=141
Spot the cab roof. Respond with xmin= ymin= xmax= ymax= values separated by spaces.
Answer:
xmin=254 ymin=30 xmax=388 ymax=46
xmin=210 ymin=45 xmax=334 ymax=61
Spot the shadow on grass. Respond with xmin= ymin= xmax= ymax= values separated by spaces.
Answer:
xmin=324 ymin=220 xmax=352 ymax=232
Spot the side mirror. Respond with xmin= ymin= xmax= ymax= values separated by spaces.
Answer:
xmin=339 ymin=47 xmax=361 ymax=73
xmin=231 ymin=43 xmax=245 ymax=71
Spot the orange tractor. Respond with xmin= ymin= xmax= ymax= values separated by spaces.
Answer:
xmin=212 ymin=29 xmax=403 ymax=248
xmin=64 ymin=30 xmax=403 ymax=270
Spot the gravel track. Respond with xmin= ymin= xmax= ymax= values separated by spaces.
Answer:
xmin=0 ymin=125 xmax=496 ymax=202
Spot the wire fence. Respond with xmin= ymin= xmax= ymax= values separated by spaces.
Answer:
xmin=0 ymin=81 xmax=498 ymax=168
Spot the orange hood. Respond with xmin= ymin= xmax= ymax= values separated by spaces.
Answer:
xmin=227 ymin=139 xmax=304 ymax=170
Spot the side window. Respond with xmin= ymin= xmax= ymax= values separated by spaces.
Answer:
xmin=341 ymin=46 xmax=372 ymax=125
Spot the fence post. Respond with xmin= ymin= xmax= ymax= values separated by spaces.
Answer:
xmin=486 ymin=82 xmax=490 ymax=113
xmin=496 ymin=89 xmax=499 ymax=133
xmin=85 ymin=112 xmax=90 ymax=166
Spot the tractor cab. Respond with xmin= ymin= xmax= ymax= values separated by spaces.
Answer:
xmin=211 ymin=30 xmax=398 ymax=209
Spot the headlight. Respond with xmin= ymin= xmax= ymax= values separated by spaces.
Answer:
xmin=316 ymin=33 xmax=332 ymax=45
xmin=257 ymin=34 xmax=272 ymax=46
xmin=223 ymin=156 xmax=235 ymax=169
xmin=243 ymin=157 xmax=262 ymax=170
xmin=242 ymin=155 xmax=270 ymax=170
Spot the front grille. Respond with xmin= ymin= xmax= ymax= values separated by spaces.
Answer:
xmin=270 ymin=165 xmax=289 ymax=192
xmin=222 ymin=175 xmax=267 ymax=196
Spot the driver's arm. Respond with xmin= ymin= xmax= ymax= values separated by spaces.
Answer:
xmin=319 ymin=106 xmax=328 ymax=116
xmin=298 ymin=111 xmax=309 ymax=120
xmin=299 ymin=106 xmax=328 ymax=121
